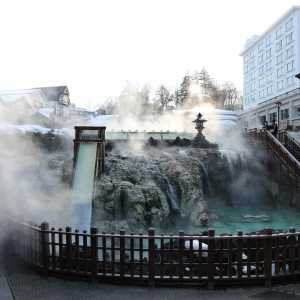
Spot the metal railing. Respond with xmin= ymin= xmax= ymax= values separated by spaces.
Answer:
xmin=4 ymin=217 xmax=300 ymax=289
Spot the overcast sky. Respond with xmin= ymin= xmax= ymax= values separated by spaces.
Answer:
xmin=0 ymin=0 xmax=298 ymax=109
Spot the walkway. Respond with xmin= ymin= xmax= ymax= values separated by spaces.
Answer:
xmin=2 ymin=247 xmax=300 ymax=300
xmin=0 ymin=260 xmax=13 ymax=299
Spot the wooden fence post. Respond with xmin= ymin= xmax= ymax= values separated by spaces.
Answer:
xmin=90 ymin=226 xmax=98 ymax=283
xmin=41 ymin=222 xmax=50 ymax=275
xmin=148 ymin=228 xmax=155 ymax=288
xmin=237 ymin=230 xmax=243 ymax=278
xmin=264 ymin=227 xmax=272 ymax=287
xmin=120 ymin=229 xmax=125 ymax=278
xmin=289 ymin=227 xmax=296 ymax=274
xmin=66 ymin=226 xmax=72 ymax=272
xmin=207 ymin=228 xmax=215 ymax=290
xmin=179 ymin=230 xmax=184 ymax=279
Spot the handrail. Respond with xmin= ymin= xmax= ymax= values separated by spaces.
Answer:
xmin=265 ymin=131 xmax=300 ymax=167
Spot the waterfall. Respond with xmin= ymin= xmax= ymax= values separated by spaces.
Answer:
xmin=161 ymin=174 xmax=182 ymax=216
xmin=219 ymin=149 xmax=247 ymax=176
xmin=194 ymin=158 xmax=211 ymax=199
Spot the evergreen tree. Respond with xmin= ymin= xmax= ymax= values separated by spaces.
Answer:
xmin=199 ymin=67 xmax=213 ymax=93
xmin=178 ymin=74 xmax=192 ymax=107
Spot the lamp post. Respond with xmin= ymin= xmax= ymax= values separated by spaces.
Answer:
xmin=275 ymin=101 xmax=282 ymax=127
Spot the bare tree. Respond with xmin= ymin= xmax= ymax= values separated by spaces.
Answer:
xmin=95 ymin=97 xmax=117 ymax=115
xmin=221 ymin=82 xmax=243 ymax=111
xmin=154 ymin=85 xmax=172 ymax=111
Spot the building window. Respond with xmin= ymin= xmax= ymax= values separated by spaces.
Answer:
xmin=259 ymin=78 xmax=264 ymax=87
xmin=245 ymin=97 xmax=250 ymax=104
xmin=276 ymin=40 xmax=283 ymax=50
xmin=251 ymin=83 xmax=255 ymax=91
xmin=250 ymin=49 xmax=255 ymax=58
xmin=266 ymin=73 xmax=272 ymax=82
xmin=259 ymin=90 xmax=264 ymax=98
xmin=269 ymin=112 xmax=277 ymax=122
xmin=260 ymin=116 xmax=266 ymax=125
xmin=266 ymin=60 xmax=272 ymax=70
xmin=245 ymin=75 xmax=250 ymax=83
xmin=251 ymin=94 xmax=256 ymax=101
xmin=281 ymin=108 xmax=289 ymax=120
xmin=286 ymin=32 xmax=293 ymax=43
xmin=258 ymin=54 xmax=264 ymax=63
xmin=276 ymin=27 xmax=282 ymax=37
xmin=286 ymin=18 xmax=293 ymax=30
xmin=258 ymin=42 xmax=263 ymax=52
xmin=294 ymin=107 xmax=300 ymax=117
xmin=245 ymin=86 xmax=250 ymax=94
xmin=250 ymin=71 xmax=255 ymax=80
xmin=277 ymin=80 xmax=284 ymax=90
xmin=286 ymin=75 xmax=294 ymax=86
xmin=244 ymin=55 xmax=248 ymax=63
xmin=259 ymin=66 xmax=264 ymax=75
xmin=277 ymin=66 xmax=284 ymax=77
xmin=250 ymin=60 xmax=255 ymax=69
xmin=287 ymin=60 xmax=295 ymax=72
xmin=244 ymin=65 xmax=249 ymax=73
xmin=266 ymin=86 xmax=272 ymax=95
xmin=286 ymin=46 xmax=294 ymax=57
xmin=276 ymin=53 xmax=283 ymax=63
xmin=265 ymin=36 xmax=271 ymax=46
xmin=265 ymin=48 xmax=272 ymax=58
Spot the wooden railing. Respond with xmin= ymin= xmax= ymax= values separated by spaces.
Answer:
xmin=278 ymin=131 xmax=300 ymax=161
xmin=244 ymin=129 xmax=300 ymax=182
xmin=4 ymin=217 xmax=300 ymax=289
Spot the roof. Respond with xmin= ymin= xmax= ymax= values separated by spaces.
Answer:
xmin=0 ymin=95 xmax=32 ymax=108
xmin=39 ymin=86 xmax=69 ymax=102
xmin=240 ymin=6 xmax=300 ymax=55
xmin=0 ymin=89 xmax=39 ymax=95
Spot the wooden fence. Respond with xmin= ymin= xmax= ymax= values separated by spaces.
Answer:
xmin=4 ymin=217 xmax=300 ymax=289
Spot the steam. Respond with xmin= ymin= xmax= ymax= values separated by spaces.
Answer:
xmin=0 ymin=133 xmax=72 ymax=235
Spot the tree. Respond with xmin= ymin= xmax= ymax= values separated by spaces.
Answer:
xmin=221 ymin=82 xmax=243 ymax=111
xmin=199 ymin=67 xmax=213 ymax=94
xmin=154 ymin=85 xmax=172 ymax=111
xmin=95 ymin=97 xmax=117 ymax=115
xmin=178 ymin=74 xmax=192 ymax=107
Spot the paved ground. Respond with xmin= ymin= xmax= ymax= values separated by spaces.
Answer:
xmin=2 ymin=246 xmax=300 ymax=300
xmin=0 ymin=260 xmax=13 ymax=300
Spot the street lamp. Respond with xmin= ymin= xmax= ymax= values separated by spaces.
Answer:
xmin=275 ymin=101 xmax=282 ymax=127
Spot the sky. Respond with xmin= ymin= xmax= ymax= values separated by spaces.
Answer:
xmin=0 ymin=0 xmax=299 ymax=109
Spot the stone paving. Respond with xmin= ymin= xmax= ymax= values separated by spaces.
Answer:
xmin=3 ymin=246 xmax=300 ymax=300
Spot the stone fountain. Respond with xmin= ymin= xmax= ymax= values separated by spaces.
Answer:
xmin=192 ymin=113 xmax=218 ymax=148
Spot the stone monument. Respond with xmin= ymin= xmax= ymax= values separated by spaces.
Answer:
xmin=192 ymin=113 xmax=218 ymax=148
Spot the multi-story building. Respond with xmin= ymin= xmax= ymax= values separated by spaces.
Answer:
xmin=238 ymin=6 xmax=300 ymax=130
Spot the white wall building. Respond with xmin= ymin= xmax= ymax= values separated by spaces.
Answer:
xmin=238 ymin=6 xmax=300 ymax=130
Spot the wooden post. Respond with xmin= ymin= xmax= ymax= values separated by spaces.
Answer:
xmin=41 ymin=222 xmax=50 ymax=275
xmin=66 ymin=226 xmax=72 ymax=272
xmin=207 ymin=228 xmax=215 ymax=290
xmin=90 ymin=226 xmax=98 ymax=283
xmin=264 ymin=227 xmax=272 ymax=287
xmin=148 ymin=228 xmax=155 ymax=288
xmin=289 ymin=227 xmax=296 ymax=274
xmin=237 ymin=230 xmax=243 ymax=278
xmin=120 ymin=229 xmax=125 ymax=277
xmin=179 ymin=230 xmax=184 ymax=279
